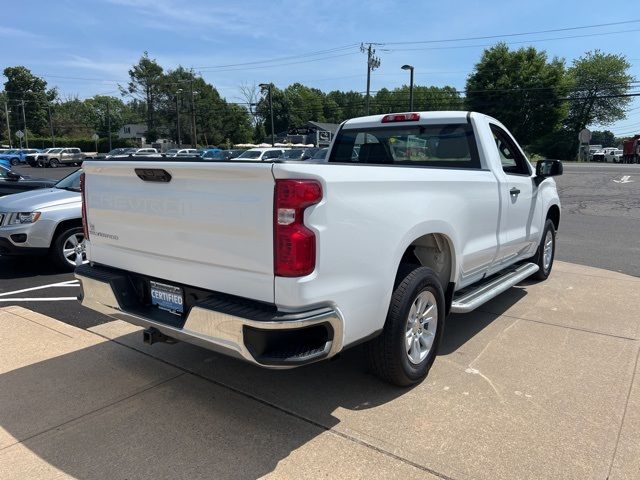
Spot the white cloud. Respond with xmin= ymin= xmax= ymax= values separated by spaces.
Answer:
xmin=59 ymin=55 xmax=133 ymax=76
xmin=100 ymin=0 xmax=269 ymax=36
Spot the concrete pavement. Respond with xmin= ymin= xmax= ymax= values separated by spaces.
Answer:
xmin=1 ymin=261 xmax=639 ymax=479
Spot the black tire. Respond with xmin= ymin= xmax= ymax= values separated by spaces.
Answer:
xmin=531 ymin=218 xmax=556 ymax=281
xmin=51 ymin=226 xmax=86 ymax=272
xmin=49 ymin=158 xmax=59 ymax=168
xmin=365 ymin=265 xmax=445 ymax=386
xmin=10 ymin=157 xmax=19 ymax=166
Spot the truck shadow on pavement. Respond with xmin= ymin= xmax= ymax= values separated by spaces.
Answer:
xmin=0 ymin=288 xmax=527 ymax=479
xmin=0 ymin=257 xmax=68 ymax=281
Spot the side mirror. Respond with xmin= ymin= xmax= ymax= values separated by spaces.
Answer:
xmin=536 ymin=159 xmax=563 ymax=181
xmin=6 ymin=170 xmax=20 ymax=181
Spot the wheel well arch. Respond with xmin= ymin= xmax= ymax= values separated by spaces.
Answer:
xmin=547 ymin=204 xmax=560 ymax=230
xmin=397 ymin=233 xmax=455 ymax=286
xmin=50 ymin=218 xmax=83 ymax=244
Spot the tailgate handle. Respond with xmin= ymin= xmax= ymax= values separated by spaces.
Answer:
xmin=135 ymin=168 xmax=172 ymax=183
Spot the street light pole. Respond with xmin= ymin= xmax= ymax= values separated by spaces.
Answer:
xmin=401 ymin=65 xmax=415 ymax=111
xmin=20 ymin=99 xmax=29 ymax=148
xmin=259 ymin=83 xmax=275 ymax=146
xmin=175 ymin=89 xmax=182 ymax=147
xmin=189 ymin=80 xmax=198 ymax=149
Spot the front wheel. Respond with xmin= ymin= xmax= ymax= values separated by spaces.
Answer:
xmin=531 ymin=219 xmax=556 ymax=281
xmin=49 ymin=158 xmax=59 ymax=168
xmin=51 ymin=226 xmax=87 ymax=271
xmin=10 ymin=158 xmax=19 ymax=166
xmin=365 ymin=266 xmax=445 ymax=386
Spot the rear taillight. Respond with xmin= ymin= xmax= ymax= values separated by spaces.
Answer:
xmin=274 ymin=179 xmax=322 ymax=277
xmin=80 ymin=172 xmax=89 ymax=240
xmin=381 ymin=112 xmax=420 ymax=123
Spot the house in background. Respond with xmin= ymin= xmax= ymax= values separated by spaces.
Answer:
xmin=117 ymin=123 xmax=147 ymax=145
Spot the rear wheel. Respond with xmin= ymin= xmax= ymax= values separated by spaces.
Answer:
xmin=531 ymin=219 xmax=556 ymax=281
xmin=49 ymin=158 xmax=59 ymax=168
xmin=10 ymin=157 xmax=19 ymax=166
xmin=365 ymin=266 xmax=445 ymax=386
xmin=51 ymin=226 xmax=87 ymax=271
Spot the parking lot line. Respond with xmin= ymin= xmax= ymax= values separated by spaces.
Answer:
xmin=0 ymin=297 xmax=77 ymax=302
xmin=0 ymin=281 xmax=79 ymax=298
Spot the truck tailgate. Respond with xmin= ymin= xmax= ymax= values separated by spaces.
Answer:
xmin=83 ymin=161 xmax=275 ymax=303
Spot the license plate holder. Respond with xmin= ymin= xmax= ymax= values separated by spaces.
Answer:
xmin=150 ymin=281 xmax=184 ymax=316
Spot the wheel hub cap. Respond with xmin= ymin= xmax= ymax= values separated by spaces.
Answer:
xmin=405 ymin=290 xmax=438 ymax=365
xmin=543 ymin=230 xmax=553 ymax=271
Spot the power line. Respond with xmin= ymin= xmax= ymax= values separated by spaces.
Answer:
xmin=377 ymin=19 xmax=640 ymax=45
xmin=387 ymin=28 xmax=640 ymax=52
xmin=194 ymin=44 xmax=360 ymax=70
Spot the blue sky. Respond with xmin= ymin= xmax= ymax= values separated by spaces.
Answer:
xmin=1 ymin=0 xmax=639 ymax=135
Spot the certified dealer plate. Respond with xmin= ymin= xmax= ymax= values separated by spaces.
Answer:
xmin=150 ymin=281 xmax=184 ymax=315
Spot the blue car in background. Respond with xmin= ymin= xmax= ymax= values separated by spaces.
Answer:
xmin=0 ymin=148 xmax=41 ymax=166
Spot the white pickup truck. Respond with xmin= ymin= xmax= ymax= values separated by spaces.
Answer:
xmin=76 ymin=111 xmax=562 ymax=386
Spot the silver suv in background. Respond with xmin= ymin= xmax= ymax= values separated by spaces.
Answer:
xmin=0 ymin=169 xmax=84 ymax=271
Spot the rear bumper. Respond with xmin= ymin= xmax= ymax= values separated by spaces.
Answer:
xmin=75 ymin=264 xmax=344 ymax=368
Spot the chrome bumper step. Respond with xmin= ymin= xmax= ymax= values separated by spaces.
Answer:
xmin=450 ymin=262 xmax=539 ymax=314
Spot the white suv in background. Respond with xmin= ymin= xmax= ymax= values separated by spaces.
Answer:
xmin=232 ymin=148 xmax=286 ymax=161
xmin=164 ymin=149 xmax=198 ymax=157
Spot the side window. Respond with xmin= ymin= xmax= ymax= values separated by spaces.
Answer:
xmin=490 ymin=125 xmax=530 ymax=175
xmin=264 ymin=151 xmax=281 ymax=159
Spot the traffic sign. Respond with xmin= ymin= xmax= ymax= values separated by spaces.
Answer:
xmin=15 ymin=130 xmax=24 ymax=139
xmin=91 ymin=133 xmax=99 ymax=140
xmin=578 ymin=128 xmax=591 ymax=143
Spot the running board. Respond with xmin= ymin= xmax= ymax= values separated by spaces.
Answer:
xmin=450 ymin=263 xmax=539 ymax=314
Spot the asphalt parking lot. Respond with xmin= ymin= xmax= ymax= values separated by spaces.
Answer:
xmin=1 ymin=162 xmax=639 ymax=479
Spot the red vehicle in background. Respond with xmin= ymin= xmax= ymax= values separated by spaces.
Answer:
xmin=622 ymin=135 xmax=640 ymax=164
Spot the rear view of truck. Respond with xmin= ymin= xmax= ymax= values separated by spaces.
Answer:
xmin=77 ymin=159 xmax=342 ymax=367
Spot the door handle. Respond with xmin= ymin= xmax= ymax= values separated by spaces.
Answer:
xmin=510 ymin=187 xmax=521 ymax=195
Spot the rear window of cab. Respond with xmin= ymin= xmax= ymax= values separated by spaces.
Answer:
xmin=329 ymin=123 xmax=480 ymax=169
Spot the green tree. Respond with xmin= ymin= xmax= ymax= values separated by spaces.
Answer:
xmin=326 ymin=90 xmax=365 ymax=120
xmin=50 ymin=96 xmax=94 ymax=137
xmin=122 ymin=52 xmax=164 ymax=140
xmin=465 ymin=43 xmax=568 ymax=145
xmin=590 ymin=130 xmax=617 ymax=148
xmin=284 ymin=83 xmax=326 ymax=126
xmin=564 ymin=51 xmax=632 ymax=135
xmin=83 ymin=95 xmax=137 ymax=138
xmin=253 ymin=122 xmax=266 ymax=143
xmin=256 ymin=86 xmax=291 ymax=135
xmin=3 ymin=66 xmax=57 ymax=138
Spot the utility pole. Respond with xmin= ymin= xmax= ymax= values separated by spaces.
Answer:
xmin=47 ymin=104 xmax=55 ymax=147
xmin=175 ymin=89 xmax=182 ymax=147
xmin=4 ymin=101 xmax=11 ymax=148
xmin=361 ymin=43 xmax=381 ymax=115
xmin=189 ymin=79 xmax=198 ymax=148
xmin=20 ymin=99 xmax=29 ymax=148
xmin=259 ymin=83 xmax=275 ymax=146
xmin=106 ymin=99 xmax=112 ymax=151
